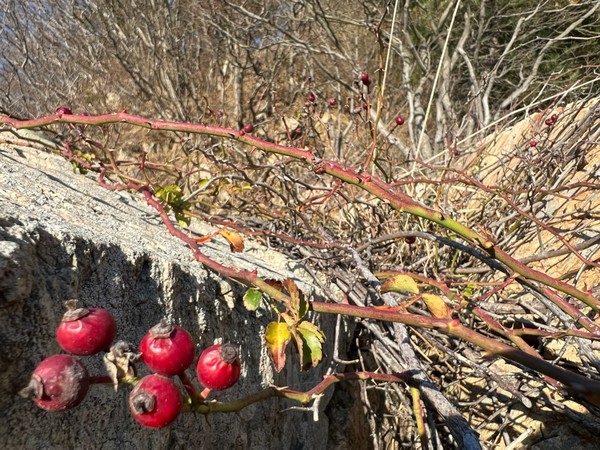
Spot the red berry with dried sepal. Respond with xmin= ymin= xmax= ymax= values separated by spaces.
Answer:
xmin=140 ymin=320 xmax=195 ymax=376
xmin=196 ymin=343 xmax=241 ymax=391
xmin=307 ymin=92 xmax=316 ymax=103
xmin=129 ymin=374 xmax=182 ymax=428
xmin=56 ymin=300 xmax=117 ymax=355
xmin=19 ymin=354 xmax=90 ymax=411
xmin=530 ymin=140 xmax=538 ymax=148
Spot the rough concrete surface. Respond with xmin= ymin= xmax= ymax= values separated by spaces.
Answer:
xmin=0 ymin=129 xmax=337 ymax=449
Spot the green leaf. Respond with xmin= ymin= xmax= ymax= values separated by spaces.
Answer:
xmin=175 ymin=211 xmax=191 ymax=228
xmin=243 ymin=288 xmax=262 ymax=311
xmin=296 ymin=321 xmax=326 ymax=368
xmin=380 ymin=273 xmax=420 ymax=294
xmin=463 ymin=282 xmax=478 ymax=299
xmin=265 ymin=321 xmax=291 ymax=373
xmin=156 ymin=184 xmax=184 ymax=206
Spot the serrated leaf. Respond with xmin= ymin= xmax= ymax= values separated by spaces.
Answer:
xmin=289 ymin=327 xmax=304 ymax=367
xmin=156 ymin=184 xmax=183 ymax=205
xmin=296 ymin=321 xmax=326 ymax=368
xmin=243 ymin=288 xmax=262 ymax=311
xmin=381 ymin=273 xmax=420 ymax=294
xmin=265 ymin=321 xmax=291 ymax=373
xmin=219 ymin=229 xmax=245 ymax=252
xmin=421 ymin=293 xmax=450 ymax=318
xmin=284 ymin=279 xmax=308 ymax=322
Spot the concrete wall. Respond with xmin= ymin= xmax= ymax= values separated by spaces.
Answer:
xmin=0 ymin=129 xmax=337 ymax=449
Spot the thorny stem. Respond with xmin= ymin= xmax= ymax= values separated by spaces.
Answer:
xmin=3 ymin=113 xmax=600 ymax=400
xmin=3 ymin=112 xmax=597 ymax=312
xmin=132 ymin=180 xmax=600 ymax=399
xmin=190 ymin=371 xmax=409 ymax=414
xmin=310 ymin=301 xmax=600 ymax=401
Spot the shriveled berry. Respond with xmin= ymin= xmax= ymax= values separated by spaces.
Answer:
xmin=243 ymin=123 xmax=254 ymax=133
xmin=56 ymin=300 xmax=117 ymax=355
xmin=328 ymin=97 xmax=337 ymax=107
xmin=196 ymin=343 xmax=241 ymax=391
xmin=20 ymin=354 xmax=90 ymax=411
xmin=530 ymin=140 xmax=538 ymax=148
xmin=129 ymin=374 xmax=182 ymax=428
xmin=395 ymin=115 xmax=405 ymax=126
xmin=404 ymin=236 xmax=416 ymax=245
xmin=140 ymin=321 xmax=195 ymax=376
xmin=544 ymin=114 xmax=558 ymax=126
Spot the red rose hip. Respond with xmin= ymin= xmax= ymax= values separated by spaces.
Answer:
xmin=196 ymin=343 xmax=241 ymax=391
xmin=56 ymin=300 xmax=117 ymax=355
xmin=20 ymin=354 xmax=90 ymax=411
xmin=129 ymin=374 xmax=182 ymax=428
xmin=140 ymin=321 xmax=195 ymax=376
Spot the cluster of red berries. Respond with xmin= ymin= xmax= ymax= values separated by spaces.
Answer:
xmin=20 ymin=300 xmax=241 ymax=429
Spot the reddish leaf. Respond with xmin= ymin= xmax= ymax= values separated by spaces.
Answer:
xmin=263 ymin=279 xmax=284 ymax=292
xmin=194 ymin=229 xmax=220 ymax=245
xmin=219 ymin=229 xmax=245 ymax=252
xmin=284 ymin=279 xmax=308 ymax=322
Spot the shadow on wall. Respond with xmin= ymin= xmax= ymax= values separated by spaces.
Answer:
xmin=0 ymin=141 xmax=336 ymax=449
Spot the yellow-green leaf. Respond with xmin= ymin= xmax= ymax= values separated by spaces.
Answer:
xmin=243 ymin=288 xmax=262 ymax=311
xmin=265 ymin=321 xmax=291 ymax=373
xmin=381 ymin=274 xmax=420 ymax=294
xmin=421 ymin=293 xmax=450 ymax=318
